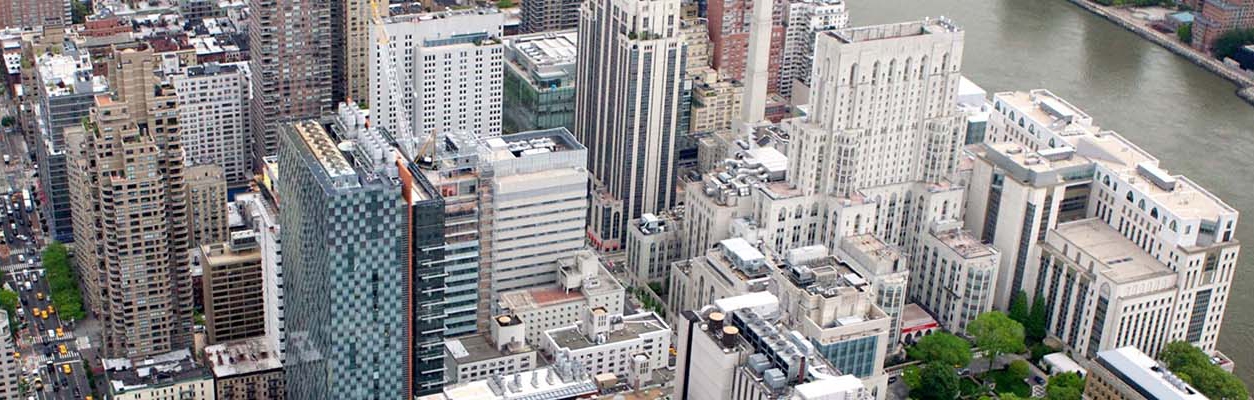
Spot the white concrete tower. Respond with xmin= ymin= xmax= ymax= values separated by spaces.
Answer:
xmin=740 ymin=0 xmax=772 ymax=124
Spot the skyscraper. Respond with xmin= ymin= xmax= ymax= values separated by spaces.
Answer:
xmin=575 ymin=0 xmax=687 ymax=250
xmin=248 ymin=0 xmax=332 ymax=164
xmin=276 ymin=118 xmax=407 ymax=399
xmin=67 ymin=45 xmax=193 ymax=359
xmin=706 ymin=0 xmax=785 ymax=94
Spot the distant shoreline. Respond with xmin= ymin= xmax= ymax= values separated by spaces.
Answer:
xmin=1065 ymin=0 xmax=1254 ymax=106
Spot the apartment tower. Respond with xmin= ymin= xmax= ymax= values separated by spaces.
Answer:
xmin=248 ymin=0 xmax=333 ymax=163
xmin=67 ymin=45 xmax=193 ymax=359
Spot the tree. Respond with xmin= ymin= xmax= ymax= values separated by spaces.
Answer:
xmin=998 ymin=394 xmax=1026 ymax=400
xmin=1045 ymin=372 xmax=1084 ymax=400
xmin=0 ymin=289 xmax=16 ymax=336
xmin=0 ymin=116 xmax=14 ymax=127
xmin=1214 ymin=29 xmax=1254 ymax=60
xmin=1177 ymin=22 xmax=1193 ymax=44
xmin=1008 ymin=291 xmax=1029 ymax=326
xmin=71 ymin=0 xmax=91 ymax=24
xmin=915 ymin=362 xmax=960 ymax=400
xmin=967 ymin=311 xmax=1026 ymax=370
xmin=495 ymin=0 xmax=514 ymax=8
xmin=1160 ymin=341 xmax=1249 ymax=400
xmin=901 ymin=365 xmax=922 ymax=390
xmin=907 ymin=332 xmax=973 ymax=367
xmin=1026 ymin=298 xmax=1047 ymax=342
xmin=1007 ymin=359 xmax=1031 ymax=382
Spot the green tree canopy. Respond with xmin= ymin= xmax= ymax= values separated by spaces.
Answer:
xmin=1178 ymin=22 xmax=1193 ymax=44
xmin=1160 ymin=341 xmax=1248 ymax=400
xmin=998 ymin=393 xmax=1026 ymax=400
xmin=1045 ymin=372 xmax=1084 ymax=400
xmin=901 ymin=365 xmax=922 ymax=391
xmin=907 ymin=332 xmax=973 ymax=368
xmin=1214 ymin=29 xmax=1254 ymax=60
xmin=1026 ymin=298 xmax=1047 ymax=342
xmin=967 ymin=311 xmax=1026 ymax=370
xmin=42 ymin=242 xmax=85 ymax=321
xmin=915 ymin=362 xmax=960 ymax=400
xmin=1008 ymin=291 xmax=1030 ymax=326
xmin=1007 ymin=359 xmax=1031 ymax=382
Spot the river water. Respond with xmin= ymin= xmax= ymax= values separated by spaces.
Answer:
xmin=846 ymin=0 xmax=1254 ymax=383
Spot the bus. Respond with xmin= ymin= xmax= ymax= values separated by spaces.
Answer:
xmin=19 ymin=189 xmax=29 ymax=212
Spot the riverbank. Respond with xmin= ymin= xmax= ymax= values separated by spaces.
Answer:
xmin=1066 ymin=0 xmax=1254 ymax=106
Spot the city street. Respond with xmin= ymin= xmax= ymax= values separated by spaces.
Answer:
xmin=4 ymin=266 xmax=91 ymax=400
xmin=0 ymin=107 xmax=92 ymax=399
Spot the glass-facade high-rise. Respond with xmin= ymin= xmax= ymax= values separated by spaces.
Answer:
xmin=277 ymin=119 xmax=407 ymax=399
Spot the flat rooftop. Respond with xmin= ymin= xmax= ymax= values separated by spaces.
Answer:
xmin=993 ymin=90 xmax=1099 ymax=140
xmin=547 ymin=312 xmax=667 ymax=351
xmin=483 ymin=128 xmax=584 ymax=162
xmin=433 ymin=366 xmax=597 ymax=400
xmin=106 ymin=350 xmax=210 ymax=392
xmin=842 ymin=234 xmax=902 ymax=263
xmin=933 ymin=228 xmax=995 ymax=259
xmin=1052 ymin=219 xmax=1175 ymax=285
xmin=499 ymin=259 xmax=621 ymax=312
xmin=1096 ymin=347 xmax=1207 ymax=400
xmin=445 ymin=334 xmax=531 ymax=365
xmin=1075 ymin=132 xmax=1235 ymax=220
xmin=204 ymin=337 xmax=282 ymax=379
xmin=827 ymin=17 xmax=960 ymax=43
xmin=505 ymin=30 xmax=576 ymax=69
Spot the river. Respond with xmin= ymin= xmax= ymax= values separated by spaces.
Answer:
xmin=845 ymin=0 xmax=1254 ymax=383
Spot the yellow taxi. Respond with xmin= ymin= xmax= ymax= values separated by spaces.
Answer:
xmin=61 ymin=363 xmax=70 ymax=374
xmin=46 ymin=305 xmax=54 ymax=314
xmin=58 ymin=344 xmax=67 ymax=356
xmin=35 ymin=292 xmax=42 ymax=301
xmin=55 ymin=327 xmax=63 ymax=337
xmin=39 ymin=310 xmax=47 ymax=319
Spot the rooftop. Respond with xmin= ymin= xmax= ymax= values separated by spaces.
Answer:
xmin=1095 ymin=347 xmax=1207 ymax=400
xmin=932 ymin=227 xmax=995 ymax=259
xmin=203 ymin=337 xmax=283 ymax=379
xmin=504 ymin=30 xmax=576 ymax=70
xmin=993 ymin=90 xmax=1099 ymax=143
xmin=483 ymin=127 xmax=584 ymax=163
xmin=1051 ymin=219 xmax=1175 ymax=285
xmin=105 ymin=350 xmax=211 ymax=393
xmin=430 ymin=365 xmax=597 ymax=400
xmin=546 ymin=312 xmax=668 ymax=351
xmin=498 ymin=254 xmax=622 ymax=313
xmin=445 ymin=334 xmax=532 ymax=365
xmin=37 ymin=46 xmax=108 ymax=97
xmin=827 ymin=17 xmax=960 ymax=44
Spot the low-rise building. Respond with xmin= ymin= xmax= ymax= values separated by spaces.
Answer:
xmin=444 ymin=315 xmax=538 ymax=384
xmin=910 ymin=223 xmax=999 ymax=333
xmin=672 ymin=292 xmax=869 ymax=400
xmin=1084 ymin=347 xmax=1206 ymax=400
xmin=420 ymin=357 xmax=598 ymax=400
xmin=497 ymin=251 xmax=625 ymax=348
xmin=626 ymin=212 xmax=684 ymax=286
xmin=204 ymin=337 xmax=284 ymax=400
xmin=540 ymin=308 xmax=670 ymax=380
xmin=668 ymin=238 xmax=775 ymax=327
xmin=105 ymin=350 xmax=216 ymax=400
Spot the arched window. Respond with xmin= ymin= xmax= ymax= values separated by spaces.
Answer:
xmin=1150 ymin=208 xmax=1159 ymax=219
xmin=1138 ymin=199 xmax=1146 ymax=210
xmin=1169 ymin=220 xmax=1178 ymax=232
xmin=1126 ymin=191 xmax=1135 ymax=202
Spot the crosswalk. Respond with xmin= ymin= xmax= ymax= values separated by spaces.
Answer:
xmin=21 ymin=351 xmax=79 ymax=370
xmin=26 ymin=333 xmax=74 ymax=345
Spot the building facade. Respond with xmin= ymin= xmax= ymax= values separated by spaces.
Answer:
xmin=205 ymin=338 xmax=285 ymax=400
xmin=780 ymin=0 xmax=847 ymax=102
xmin=626 ymin=212 xmax=684 ymax=286
xmin=540 ymin=309 xmax=671 ymax=378
xmin=371 ymin=9 xmax=504 ymax=148
xmin=520 ymin=0 xmax=580 ymax=33
xmin=105 ymin=350 xmax=215 ymax=400
xmin=186 ymin=164 xmax=229 ymax=247
xmin=67 ymin=45 xmax=193 ymax=359
xmin=198 ymin=231 xmax=265 ymax=344
xmin=173 ymin=63 xmax=250 ymax=189
xmin=33 ymin=40 xmax=106 ymax=244
xmin=502 ymin=30 xmax=577 ymax=134
xmin=706 ymin=0 xmax=785 ymax=94
xmin=276 ymin=119 xmax=407 ymax=399
xmin=0 ymin=0 xmax=67 ymax=29
xmin=575 ymin=0 xmax=687 ymax=249
xmin=484 ymin=129 xmax=589 ymax=297
xmin=1084 ymin=347 xmax=1207 ymax=400
xmin=248 ymin=0 xmax=333 ymax=162
xmin=1191 ymin=0 xmax=1254 ymax=51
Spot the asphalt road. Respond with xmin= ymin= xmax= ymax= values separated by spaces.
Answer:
xmin=6 ymin=266 xmax=92 ymax=400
